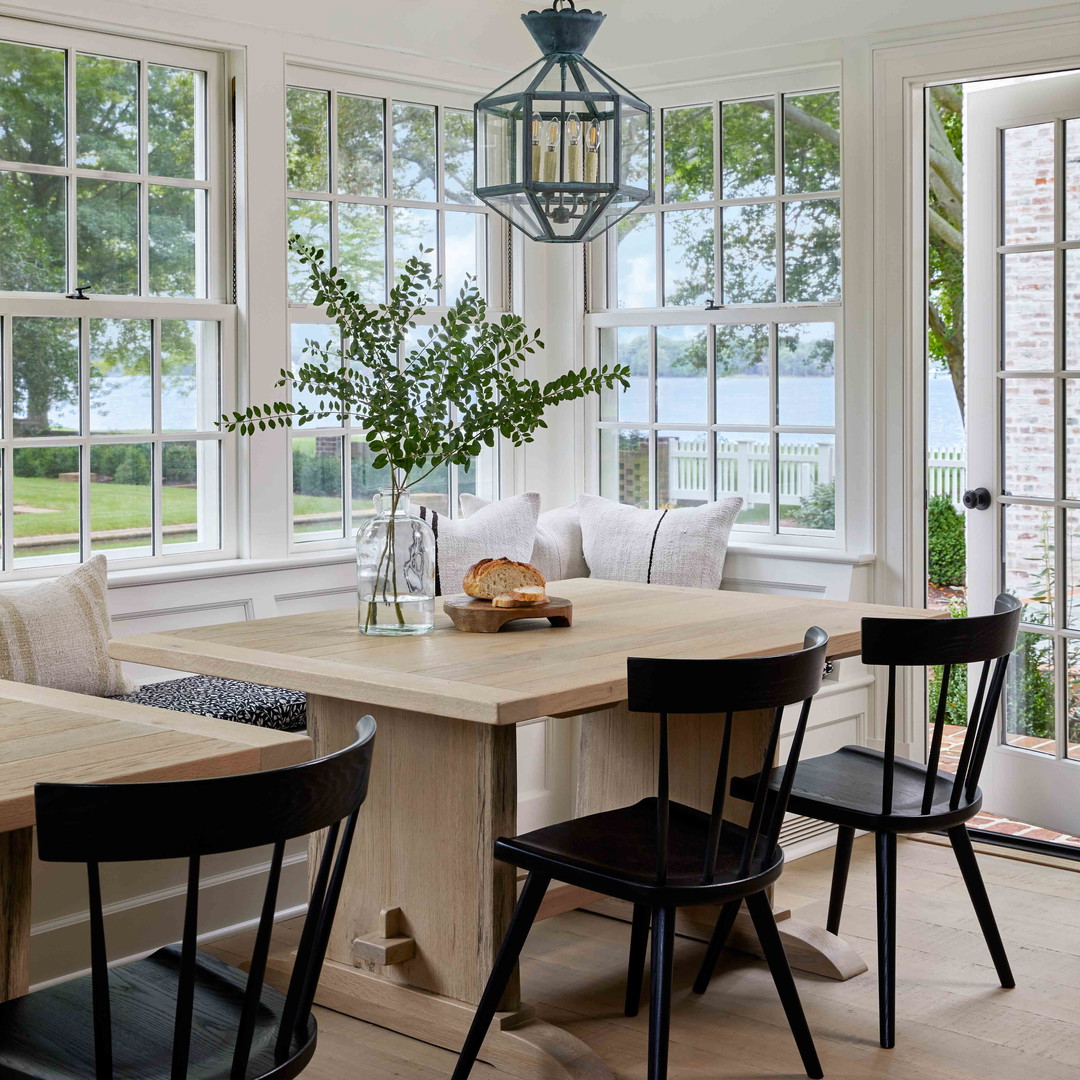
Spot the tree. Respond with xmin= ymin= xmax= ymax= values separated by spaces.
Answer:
xmin=657 ymin=89 xmax=965 ymax=417
xmin=0 ymin=44 xmax=205 ymax=439
xmin=927 ymin=84 xmax=965 ymax=419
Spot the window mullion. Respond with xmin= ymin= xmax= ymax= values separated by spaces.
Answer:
xmin=152 ymin=318 xmax=164 ymax=556
xmin=706 ymin=326 xmax=716 ymax=500
xmin=714 ymin=101 xmax=722 ymax=303
xmin=65 ymin=46 xmax=77 ymax=295
xmin=2 ymin=316 xmax=12 ymax=571
xmin=770 ymin=322 xmax=779 ymax=534
xmin=78 ymin=315 xmax=91 ymax=560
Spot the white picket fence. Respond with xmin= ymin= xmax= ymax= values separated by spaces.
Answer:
xmin=664 ymin=436 xmax=967 ymax=508
xmin=927 ymin=447 xmax=967 ymax=507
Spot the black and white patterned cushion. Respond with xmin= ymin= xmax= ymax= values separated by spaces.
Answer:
xmin=112 ymin=676 xmax=306 ymax=733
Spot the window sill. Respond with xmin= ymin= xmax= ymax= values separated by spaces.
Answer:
xmin=104 ymin=550 xmax=356 ymax=588
xmin=725 ymin=541 xmax=874 ymax=566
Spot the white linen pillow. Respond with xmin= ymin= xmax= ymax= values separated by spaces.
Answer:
xmin=577 ymin=494 xmax=743 ymax=590
xmin=0 ymin=554 xmax=130 ymax=696
xmin=419 ymin=492 xmax=540 ymax=596
xmin=459 ymin=493 xmax=589 ymax=582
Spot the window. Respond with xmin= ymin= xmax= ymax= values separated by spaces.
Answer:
xmin=0 ymin=21 xmax=231 ymax=569
xmin=285 ymin=68 xmax=502 ymax=545
xmin=589 ymin=87 xmax=841 ymax=540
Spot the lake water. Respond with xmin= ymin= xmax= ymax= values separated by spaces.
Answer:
xmin=610 ymin=368 xmax=965 ymax=450
xmin=50 ymin=367 xmax=967 ymax=450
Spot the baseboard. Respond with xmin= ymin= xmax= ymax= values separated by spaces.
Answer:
xmin=780 ymin=816 xmax=843 ymax=860
xmin=29 ymin=847 xmax=309 ymax=989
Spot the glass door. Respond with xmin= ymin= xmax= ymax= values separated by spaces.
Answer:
xmin=966 ymin=72 xmax=1080 ymax=834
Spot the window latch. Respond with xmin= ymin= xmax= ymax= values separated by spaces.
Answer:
xmin=66 ymin=286 xmax=90 ymax=300
xmin=704 ymin=300 xmax=723 ymax=311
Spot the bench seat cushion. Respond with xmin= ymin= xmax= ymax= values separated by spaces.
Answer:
xmin=112 ymin=676 xmax=307 ymax=732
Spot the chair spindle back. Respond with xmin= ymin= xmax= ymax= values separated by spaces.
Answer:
xmin=627 ymin=628 xmax=829 ymax=886
xmin=860 ymin=593 xmax=1021 ymax=816
xmin=34 ymin=717 xmax=377 ymax=1080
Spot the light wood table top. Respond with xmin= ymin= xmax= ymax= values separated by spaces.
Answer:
xmin=109 ymin=577 xmax=936 ymax=725
xmin=0 ymin=679 xmax=311 ymax=835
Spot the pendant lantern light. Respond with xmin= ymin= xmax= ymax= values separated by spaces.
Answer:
xmin=473 ymin=1 xmax=653 ymax=243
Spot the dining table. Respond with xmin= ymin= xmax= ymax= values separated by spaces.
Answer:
xmin=109 ymin=577 xmax=938 ymax=1080
xmin=0 ymin=678 xmax=311 ymax=1004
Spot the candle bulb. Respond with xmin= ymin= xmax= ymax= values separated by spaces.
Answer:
xmin=584 ymin=121 xmax=602 ymax=184
xmin=565 ymin=114 xmax=583 ymax=183
xmin=543 ymin=118 xmax=560 ymax=183
xmin=530 ymin=117 xmax=542 ymax=181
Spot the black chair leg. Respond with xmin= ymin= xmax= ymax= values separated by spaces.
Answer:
xmin=452 ymin=872 xmax=550 ymax=1080
xmin=691 ymin=898 xmax=742 ymax=994
xmin=827 ymin=826 xmax=855 ymax=935
xmin=745 ymin=891 xmax=823 ymax=1080
xmin=625 ymin=904 xmax=651 ymax=1017
xmin=875 ymin=831 xmax=897 ymax=1049
xmin=948 ymin=825 xmax=1015 ymax=989
xmin=647 ymin=907 xmax=675 ymax=1080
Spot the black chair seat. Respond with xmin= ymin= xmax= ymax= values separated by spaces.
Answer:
xmin=498 ymin=797 xmax=785 ymax=904
xmin=112 ymin=676 xmax=307 ymax=733
xmin=0 ymin=946 xmax=316 ymax=1080
xmin=734 ymin=745 xmax=982 ymax=834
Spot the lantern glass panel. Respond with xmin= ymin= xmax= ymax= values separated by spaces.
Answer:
xmin=620 ymin=102 xmax=651 ymax=193
xmin=484 ymin=191 xmax=547 ymax=240
xmin=477 ymin=107 xmax=520 ymax=190
xmin=488 ymin=57 xmax=550 ymax=100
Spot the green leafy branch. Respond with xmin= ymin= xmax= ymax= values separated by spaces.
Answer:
xmin=219 ymin=235 xmax=630 ymax=494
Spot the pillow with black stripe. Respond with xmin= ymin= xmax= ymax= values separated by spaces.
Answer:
xmin=418 ymin=492 xmax=540 ymax=596
xmin=578 ymin=494 xmax=743 ymax=590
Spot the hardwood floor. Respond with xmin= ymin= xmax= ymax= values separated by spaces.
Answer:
xmin=208 ymin=834 xmax=1080 ymax=1079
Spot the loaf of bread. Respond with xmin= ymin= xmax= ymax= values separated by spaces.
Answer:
xmin=463 ymin=557 xmax=546 ymax=600
xmin=491 ymin=586 xmax=547 ymax=608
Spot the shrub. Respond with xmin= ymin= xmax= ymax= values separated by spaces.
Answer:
xmin=927 ymin=494 xmax=965 ymax=586
xmin=789 ymin=480 xmax=835 ymax=531
xmin=13 ymin=445 xmax=75 ymax=478
xmin=162 ymin=443 xmax=197 ymax=485
xmin=1006 ymin=631 xmax=1055 ymax=741
xmin=293 ymin=443 xmax=341 ymax=498
xmin=113 ymin=447 xmax=151 ymax=486
xmin=929 ymin=659 xmax=969 ymax=727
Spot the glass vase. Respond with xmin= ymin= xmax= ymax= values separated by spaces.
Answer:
xmin=356 ymin=490 xmax=436 ymax=636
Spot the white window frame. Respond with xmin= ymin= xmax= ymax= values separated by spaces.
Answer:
xmin=584 ymin=71 xmax=843 ymax=549
xmin=0 ymin=16 xmax=236 ymax=577
xmin=284 ymin=63 xmax=508 ymax=553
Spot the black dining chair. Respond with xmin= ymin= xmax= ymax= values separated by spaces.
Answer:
xmin=452 ymin=628 xmax=830 ymax=1080
xmin=694 ymin=593 xmax=1022 ymax=1050
xmin=0 ymin=716 xmax=376 ymax=1080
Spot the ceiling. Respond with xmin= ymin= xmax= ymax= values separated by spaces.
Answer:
xmin=139 ymin=0 xmax=1069 ymax=75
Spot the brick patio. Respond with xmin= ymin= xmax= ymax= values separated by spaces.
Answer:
xmin=938 ymin=723 xmax=1080 ymax=847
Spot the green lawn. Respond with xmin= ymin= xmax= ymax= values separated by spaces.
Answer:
xmin=11 ymin=477 xmax=202 ymax=538
xmin=12 ymin=478 xmax=384 ymax=547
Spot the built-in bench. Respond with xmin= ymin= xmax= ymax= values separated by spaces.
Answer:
xmin=112 ymin=675 xmax=307 ymax=733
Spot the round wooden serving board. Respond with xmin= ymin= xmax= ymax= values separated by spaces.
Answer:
xmin=443 ymin=595 xmax=573 ymax=633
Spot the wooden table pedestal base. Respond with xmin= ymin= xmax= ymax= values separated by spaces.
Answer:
xmin=303 ymin=695 xmax=865 ymax=1080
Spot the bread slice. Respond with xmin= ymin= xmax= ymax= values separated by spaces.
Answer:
xmin=492 ymin=589 xmax=546 ymax=608
xmin=463 ymin=557 xmax=546 ymax=599
xmin=490 ymin=586 xmax=547 ymax=608
xmin=507 ymin=585 xmax=547 ymax=604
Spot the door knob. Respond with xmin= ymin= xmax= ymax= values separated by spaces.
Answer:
xmin=962 ymin=487 xmax=992 ymax=510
